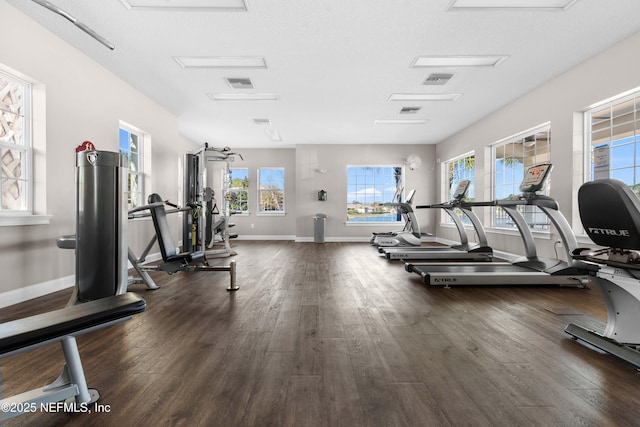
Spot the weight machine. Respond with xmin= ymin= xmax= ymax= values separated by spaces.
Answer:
xmin=127 ymin=195 xmax=238 ymax=292
xmin=183 ymin=144 xmax=242 ymax=258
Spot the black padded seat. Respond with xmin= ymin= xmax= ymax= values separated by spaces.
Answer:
xmin=133 ymin=193 xmax=237 ymax=291
xmin=165 ymin=250 xmax=205 ymax=264
xmin=0 ymin=293 xmax=146 ymax=355
xmin=578 ymin=179 xmax=640 ymax=250
xmin=147 ymin=193 xmax=204 ymax=264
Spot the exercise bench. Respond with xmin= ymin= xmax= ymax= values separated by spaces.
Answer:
xmin=0 ymin=292 xmax=146 ymax=420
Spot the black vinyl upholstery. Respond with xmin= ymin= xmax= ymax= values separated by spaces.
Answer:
xmin=0 ymin=293 xmax=146 ymax=355
xmin=578 ymin=179 xmax=640 ymax=250
xmin=147 ymin=193 xmax=204 ymax=264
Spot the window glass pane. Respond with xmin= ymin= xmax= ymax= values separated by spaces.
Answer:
xmin=119 ymin=129 xmax=130 ymax=154
xmin=443 ymin=154 xmax=475 ymax=224
xmin=346 ymin=166 xmax=403 ymax=223
xmin=1 ymin=148 xmax=23 ymax=179
xmin=586 ymin=92 xmax=640 ymax=189
xmin=0 ymin=74 xmax=25 ymax=146
xmin=1 ymin=70 xmax=30 ymax=213
xmin=611 ymin=143 xmax=634 ymax=169
xmin=492 ymin=125 xmax=551 ymax=230
xmin=1 ymin=178 xmax=24 ymax=210
xmin=258 ymin=168 xmax=284 ymax=212
xmin=229 ymin=168 xmax=249 ymax=213
xmin=119 ymin=125 xmax=145 ymax=209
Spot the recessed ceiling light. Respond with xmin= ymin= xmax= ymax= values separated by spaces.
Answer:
xmin=226 ymin=78 xmax=253 ymax=89
xmin=448 ymin=0 xmax=578 ymax=10
xmin=374 ymin=120 xmax=428 ymax=125
xmin=411 ymin=55 xmax=508 ymax=68
xmin=389 ymin=93 xmax=461 ymax=102
xmin=120 ymin=0 xmax=248 ymax=11
xmin=265 ymin=128 xmax=281 ymax=141
xmin=207 ymin=93 xmax=278 ymax=101
xmin=174 ymin=56 xmax=267 ymax=69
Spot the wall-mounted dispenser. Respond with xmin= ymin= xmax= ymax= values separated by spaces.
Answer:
xmin=318 ymin=189 xmax=327 ymax=201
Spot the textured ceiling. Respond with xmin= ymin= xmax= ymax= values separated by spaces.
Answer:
xmin=6 ymin=0 xmax=640 ymax=148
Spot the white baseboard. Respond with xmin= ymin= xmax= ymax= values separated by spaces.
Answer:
xmin=0 ymin=252 xmax=165 ymax=308
xmin=0 ymin=275 xmax=74 ymax=309
xmin=235 ymin=235 xmax=297 ymax=241
xmin=294 ymin=237 xmax=371 ymax=243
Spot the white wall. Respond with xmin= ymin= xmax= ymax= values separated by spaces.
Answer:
xmin=0 ymin=3 xmax=194 ymax=297
xmin=206 ymin=148 xmax=297 ymax=238
xmin=4 ymin=0 xmax=640 ymax=303
xmin=294 ymin=144 xmax=437 ymax=241
xmin=435 ymin=31 xmax=640 ymax=260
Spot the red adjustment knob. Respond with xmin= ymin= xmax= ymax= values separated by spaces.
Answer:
xmin=76 ymin=141 xmax=96 ymax=153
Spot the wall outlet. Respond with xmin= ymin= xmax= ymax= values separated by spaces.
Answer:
xmin=251 ymin=223 xmax=255 ymax=228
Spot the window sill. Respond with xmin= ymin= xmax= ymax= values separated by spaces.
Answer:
xmin=347 ymin=221 xmax=403 ymax=227
xmin=256 ymin=212 xmax=286 ymax=217
xmin=486 ymin=226 xmax=551 ymax=240
xmin=0 ymin=214 xmax=52 ymax=226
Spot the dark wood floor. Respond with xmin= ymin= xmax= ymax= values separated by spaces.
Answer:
xmin=1 ymin=241 xmax=638 ymax=426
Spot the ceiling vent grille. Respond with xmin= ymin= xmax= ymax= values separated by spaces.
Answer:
xmin=423 ymin=73 xmax=454 ymax=85
xmin=400 ymin=107 xmax=422 ymax=114
xmin=253 ymin=118 xmax=271 ymax=125
xmin=226 ymin=78 xmax=254 ymax=89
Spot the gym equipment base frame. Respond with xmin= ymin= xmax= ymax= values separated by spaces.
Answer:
xmin=129 ymin=196 xmax=238 ymax=292
xmin=564 ymin=178 xmax=640 ymax=370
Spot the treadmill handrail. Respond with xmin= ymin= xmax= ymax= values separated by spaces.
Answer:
xmin=383 ymin=201 xmax=414 ymax=214
xmin=416 ymin=202 xmax=489 ymax=248
xmin=416 ymin=200 xmax=464 ymax=209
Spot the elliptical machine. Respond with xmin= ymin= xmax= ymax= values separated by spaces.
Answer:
xmin=370 ymin=189 xmax=422 ymax=247
xmin=565 ymin=179 xmax=640 ymax=369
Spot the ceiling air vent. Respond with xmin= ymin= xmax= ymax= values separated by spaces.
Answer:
xmin=226 ymin=78 xmax=254 ymax=89
xmin=423 ymin=73 xmax=454 ymax=86
xmin=253 ymin=118 xmax=271 ymax=125
xmin=400 ymin=107 xmax=422 ymax=114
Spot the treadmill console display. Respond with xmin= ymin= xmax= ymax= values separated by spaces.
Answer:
xmin=452 ymin=180 xmax=471 ymax=201
xmin=519 ymin=164 xmax=552 ymax=193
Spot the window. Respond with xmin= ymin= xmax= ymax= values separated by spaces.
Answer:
xmin=258 ymin=167 xmax=284 ymax=213
xmin=492 ymin=124 xmax=551 ymax=230
xmin=228 ymin=168 xmax=249 ymax=214
xmin=119 ymin=123 xmax=147 ymax=209
xmin=585 ymin=90 xmax=640 ymax=195
xmin=443 ymin=153 xmax=475 ymax=223
xmin=1 ymin=69 xmax=31 ymax=213
xmin=347 ymin=165 xmax=403 ymax=223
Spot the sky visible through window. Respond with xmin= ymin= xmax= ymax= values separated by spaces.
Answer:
xmin=347 ymin=166 xmax=403 ymax=222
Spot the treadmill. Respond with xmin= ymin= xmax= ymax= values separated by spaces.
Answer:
xmin=371 ymin=190 xmax=422 ymax=247
xmin=405 ymin=163 xmax=596 ymax=287
xmin=380 ymin=180 xmax=493 ymax=261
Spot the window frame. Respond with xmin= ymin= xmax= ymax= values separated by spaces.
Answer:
xmin=584 ymin=88 xmax=640 ymax=194
xmin=346 ymin=165 xmax=405 ymax=225
xmin=490 ymin=123 xmax=552 ymax=232
xmin=227 ymin=167 xmax=249 ymax=215
xmin=257 ymin=167 xmax=285 ymax=215
xmin=119 ymin=121 xmax=150 ymax=211
xmin=0 ymin=69 xmax=33 ymax=215
xmin=441 ymin=152 xmax=475 ymax=225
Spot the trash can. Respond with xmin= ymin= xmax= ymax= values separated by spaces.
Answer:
xmin=314 ymin=213 xmax=327 ymax=243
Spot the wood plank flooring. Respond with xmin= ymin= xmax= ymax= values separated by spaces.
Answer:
xmin=1 ymin=241 xmax=639 ymax=426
